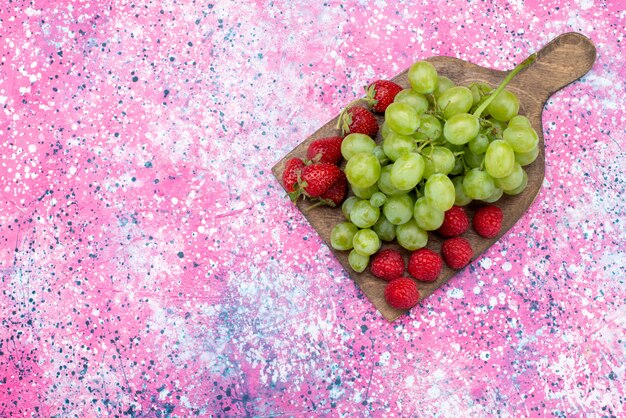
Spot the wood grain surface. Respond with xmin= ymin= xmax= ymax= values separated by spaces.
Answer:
xmin=272 ymin=32 xmax=596 ymax=322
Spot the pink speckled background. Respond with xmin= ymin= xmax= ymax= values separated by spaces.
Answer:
xmin=1 ymin=0 xmax=625 ymax=416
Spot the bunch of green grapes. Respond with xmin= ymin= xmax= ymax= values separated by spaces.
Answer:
xmin=331 ymin=55 xmax=540 ymax=272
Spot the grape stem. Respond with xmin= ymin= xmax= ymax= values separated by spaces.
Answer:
xmin=416 ymin=141 xmax=432 ymax=153
xmin=472 ymin=53 xmax=537 ymax=118
xmin=305 ymin=200 xmax=327 ymax=211
xmin=428 ymin=94 xmax=438 ymax=110
xmin=480 ymin=119 xmax=494 ymax=128
xmin=461 ymin=158 xmax=470 ymax=175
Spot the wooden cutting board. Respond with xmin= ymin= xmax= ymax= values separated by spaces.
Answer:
xmin=271 ymin=32 xmax=596 ymax=321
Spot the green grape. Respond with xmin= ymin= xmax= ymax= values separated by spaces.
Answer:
xmin=372 ymin=215 xmax=397 ymax=242
xmin=450 ymin=157 xmax=464 ymax=176
xmin=413 ymin=197 xmax=445 ymax=231
xmin=413 ymin=131 xmax=429 ymax=144
xmin=390 ymin=152 xmax=425 ymax=191
xmin=422 ymin=158 xmax=435 ymax=179
xmin=515 ymin=145 xmax=539 ymax=166
xmin=383 ymin=193 xmax=414 ymax=225
xmin=369 ymin=192 xmax=387 ymax=208
xmin=382 ymin=131 xmax=417 ymax=162
xmin=350 ymin=200 xmax=380 ymax=228
xmin=372 ymin=145 xmax=389 ymax=165
xmin=486 ymin=89 xmax=519 ymax=121
xmin=463 ymin=168 xmax=496 ymax=200
xmin=437 ymin=86 xmax=474 ymax=119
xmin=408 ymin=61 xmax=438 ymax=94
xmin=345 ymin=152 xmax=381 ymax=188
xmin=470 ymin=84 xmax=482 ymax=106
xmin=494 ymin=163 xmax=524 ymax=191
xmin=463 ymin=147 xmax=484 ymax=169
xmin=469 ymin=82 xmax=493 ymax=106
xmin=424 ymin=173 xmax=455 ymax=212
xmin=468 ymin=133 xmax=490 ymax=155
xmin=341 ymin=196 xmax=359 ymax=221
xmin=348 ymin=250 xmax=370 ymax=272
xmin=508 ymin=115 xmax=532 ymax=129
xmin=443 ymin=113 xmax=480 ymax=145
xmin=330 ymin=222 xmax=359 ymax=251
xmin=435 ymin=76 xmax=455 ymax=97
xmin=482 ymin=187 xmax=503 ymax=203
xmin=417 ymin=114 xmax=443 ymax=140
xmin=487 ymin=120 xmax=507 ymax=140
xmin=425 ymin=146 xmax=456 ymax=176
xmin=352 ymin=229 xmax=381 ymax=256
xmin=341 ymin=133 xmax=376 ymax=160
xmin=396 ymin=219 xmax=428 ymax=251
xmin=503 ymin=125 xmax=538 ymax=153
xmin=504 ymin=169 xmax=528 ymax=195
xmin=385 ymin=102 xmax=420 ymax=135
xmin=381 ymin=121 xmax=392 ymax=140
xmin=493 ymin=119 xmax=508 ymax=133
xmin=377 ymin=164 xmax=405 ymax=196
xmin=452 ymin=176 xmax=472 ymax=206
xmin=485 ymin=139 xmax=515 ymax=178
xmin=352 ymin=183 xmax=379 ymax=199
xmin=394 ymin=89 xmax=429 ymax=114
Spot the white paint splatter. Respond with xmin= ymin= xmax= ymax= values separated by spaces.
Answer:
xmin=447 ymin=288 xmax=464 ymax=299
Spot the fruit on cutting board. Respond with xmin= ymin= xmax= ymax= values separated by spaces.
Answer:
xmin=384 ymin=277 xmax=421 ymax=309
xmin=284 ymin=55 xmax=540 ymax=310
xmin=274 ymin=33 xmax=598 ymax=319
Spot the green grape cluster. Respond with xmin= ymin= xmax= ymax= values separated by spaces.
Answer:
xmin=331 ymin=55 xmax=539 ymax=272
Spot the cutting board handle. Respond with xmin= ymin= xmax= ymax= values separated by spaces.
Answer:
xmin=514 ymin=32 xmax=596 ymax=99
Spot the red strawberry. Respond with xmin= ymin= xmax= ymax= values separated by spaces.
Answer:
xmin=338 ymin=105 xmax=379 ymax=137
xmin=408 ymin=248 xmax=442 ymax=282
xmin=282 ymin=157 xmax=305 ymax=193
xmin=441 ymin=237 xmax=473 ymax=269
xmin=298 ymin=162 xmax=343 ymax=198
xmin=384 ymin=277 xmax=420 ymax=309
xmin=437 ymin=206 xmax=470 ymax=237
xmin=473 ymin=205 xmax=503 ymax=238
xmin=365 ymin=80 xmax=403 ymax=113
xmin=370 ymin=249 xmax=405 ymax=281
xmin=318 ymin=171 xmax=347 ymax=207
xmin=306 ymin=136 xmax=344 ymax=164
